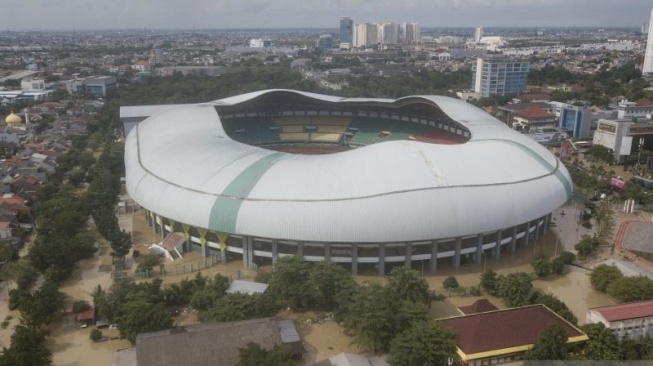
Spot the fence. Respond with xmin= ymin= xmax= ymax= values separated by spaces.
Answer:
xmin=128 ymin=255 xmax=221 ymax=280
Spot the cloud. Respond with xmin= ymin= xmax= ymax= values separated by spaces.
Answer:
xmin=1 ymin=0 xmax=651 ymax=30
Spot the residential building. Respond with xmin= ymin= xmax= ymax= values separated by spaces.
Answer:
xmin=586 ymin=300 xmax=653 ymax=340
xmin=643 ymin=9 xmax=653 ymax=74
xmin=497 ymin=102 xmax=553 ymax=127
xmin=401 ymin=22 xmax=420 ymax=44
xmin=339 ymin=17 xmax=353 ymax=45
xmin=612 ymin=98 xmax=653 ymax=119
xmin=20 ymin=77 xmax=45 ymax=91
xmin=113 ymin=319 xmax=305 ymax=366
xmin=353 ymin=23 xmax=378 ymax=48
xmin=378 ymin=23 xmax=399 ymax=47
xmin=513 ymin=105 xmax=557 ymax=131
xmin=471 ymin=58 xmax=529 ymax=97
xmin=439 ymin=305 xmax=588 ymax=366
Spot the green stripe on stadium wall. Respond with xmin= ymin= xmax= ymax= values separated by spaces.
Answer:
xmin=474 ymin=139 xmax=573 ymax=199
xmin=208 ymin=152 xmax=286 ymax=232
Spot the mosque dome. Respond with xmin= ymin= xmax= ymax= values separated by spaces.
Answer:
xmin=5 ymin=112 xmax=22 ymax=126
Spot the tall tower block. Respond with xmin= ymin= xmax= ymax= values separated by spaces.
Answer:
xmin=643 ymin=9 xmax=653 ymax=74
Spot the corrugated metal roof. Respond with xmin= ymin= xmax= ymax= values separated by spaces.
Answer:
xmin=277 ymin=319 xmax=301 ymax=343
xmin=125 ymin=90 xmax=571 ymax=243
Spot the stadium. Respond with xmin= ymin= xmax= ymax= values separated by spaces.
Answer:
xmin=123 ymin=89 xmax=572 ymax=275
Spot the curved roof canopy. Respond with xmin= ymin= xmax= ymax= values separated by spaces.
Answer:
xmin=125 ymin=90 xmax=572 ymax=243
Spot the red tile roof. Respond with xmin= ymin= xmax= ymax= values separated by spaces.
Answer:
xmin=458 ymin=299 xmax=499 ymax=315
xmin=160 ymin=232 xmax=185 ymax=251
xmin=513 ymin=105 xmax=554 ymax=120
xmin=589 ymin=300 xmax=653 ymax=322
xmin=438 ymin=305 xmax=586 ymax=358
xmin=635 ymin=98 xmax=653 ymax=107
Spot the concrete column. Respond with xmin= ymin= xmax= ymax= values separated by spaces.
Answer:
xmin=271 ymin=240 xmax=278 ymax=265
xmin=159 ymin=217 xmax=165 ymax=240
xmin=452 ymin=237 xmax=462 ymax=268
xmin=404 ymin=242 xmax=412 ymax=268
xmin=493 ymin=230 xmax=502 ymax=259
xmin=534 ymin=219 xmax=540 ymax=241
xmin=202 ymin=242 xmax=210 ymax=258
xmin=242 ymin=236 xmax=250 ymax=267
xmin=475 ymin=234 xmax=483 ymax=264
xmin=247 ymin=237 xmax=254 ymax=268
xmin=378 ymin=243 xmax=385 ymax=276
xmin=430 ymin=241 xmax=439 ymax=273
xmin=324 ymin=243 xmax=331 ymax=262
xmin=524 ymin=221 xmax=532 ymax=246
xmin=543 ymin=214 xmax=550 ymax=236
xmin=509 ymin=226 xmax=517 ymax=253
xmin=297 ymin=242 xmax=304 ymax=257
xmin=351 ymin=244 xmax=358 ymax=276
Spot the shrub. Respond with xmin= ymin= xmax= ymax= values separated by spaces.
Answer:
xmin=90 ymin=328 xmax=103 ymax=342
xmin=559 ymin=251 xmax=576 ymax=264
xmin=442 ymin=276 xmax=459 ymax=290
xmin=72 ymin=300 xmax=92 ymax=313
xmin=136 ymin=254 xmax=161 ymax=274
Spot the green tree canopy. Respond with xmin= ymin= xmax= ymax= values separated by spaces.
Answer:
xmin=579 ymin=323 xmax=622 ymax=360
xmin=268 ymin=256 xmax=311 ymax=310
xmin=343 ymin=283 xmax=399 ymax=353
xmin=388 ymin=321 xmax=458 ymax=366
xmin=386 ymin=266 xmax=431 ymax=304
xmin=590 ymin=264 xmax=624 ymax=292
xmin=236 ymin=342 xmax=293 ymax=366
xmin=607 ymin=276 xmax=653 ymax=302
xmin=496 ymin=272 xmax=533 ymax=307
xmin=525 ymin=324 xmax=569 ymax=361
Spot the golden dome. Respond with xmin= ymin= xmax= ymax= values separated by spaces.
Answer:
xmin=5 ymin=112 xmax=22 ymax=126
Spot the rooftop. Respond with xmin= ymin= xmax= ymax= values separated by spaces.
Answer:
xmin=438 ymin=305 xmax=587 ymax=361
xmin=589 ymin=300 xmax=653 ymax=322
xmin=226 ymin=280 xmax=269 ymax=295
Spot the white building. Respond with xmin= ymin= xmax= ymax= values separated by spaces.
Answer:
xmin=401 ymin=22 xmax=420 ymax=44
xmin=475 ymin=26 xmax=483 ymax=43
xmin=643 ymin=9 xmax=653 ymax=74
xmin=378 ymin=23 xmax=399 ymax=47
xmin=353 ymin=23 xmax=378 ymax=48
xmin=592 ymin=119 xmax=634 ymax=163
xmin=586 ymin=300 xmax=653 ymax=340
xmin=20 ymin=77 xmax=45 ymax=91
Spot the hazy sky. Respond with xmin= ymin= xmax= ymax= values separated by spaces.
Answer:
xmin=3 ymin=0 xmax=653 ymax=30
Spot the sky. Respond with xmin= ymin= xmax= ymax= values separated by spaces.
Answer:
xmin=3 ymin=0 xmax=653 ymax=31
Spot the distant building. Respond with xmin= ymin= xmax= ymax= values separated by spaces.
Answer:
xmin=378 ymin=23 xmax=399 ymax=47
xmin=339 ymin=17 xmax=353 ymax=45
xmin=401 ymin=22 xmax=420 ymax=44
xmin=592 ymin=119 xmax=635 ymax=163
xmin=474 ymin=26 xmax=483 ymax=43
xmin=353 ymin=23 xmax=378 ymax=48
xmin=643 ymin=9 xmax=653 ymax=74
xmin=249 ymin=39 xmax=271 ymax=48
xmin=612 ymin=98 xmax=653 ymax=119
xmin=155 ymin=66 xmax=225 ymax=77
xmin=559 ymin=105 xmax=593 ymax=139
xmin=316 ymin=34 xmax=333 ymax=49
xmin=439 ymin=305 xmax=588 ymax=366
xmin=66 ymin=76 xmax=117 ymax=98
xmin=20 ymin=77 xmax=45 ymax=92
xmin=512 ymin=105 xmax=557 ymax=131
xmin=586 ymin=300 xmax=653 ymax=340
xmin=471 ymin=58 xmax=529 ymax=97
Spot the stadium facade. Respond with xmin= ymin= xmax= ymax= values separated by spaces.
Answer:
xmin=124 ymin=89 xmax=572 ymax=275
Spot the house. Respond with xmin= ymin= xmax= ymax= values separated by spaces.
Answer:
xmin=438 ymin=304 xmax=588 ymax=366
xmin=497 ymin=102 xmax=553 ymax=126
xmin=512 ymin=105 xmax=558 ymax=131
xmin=585 ymin=300 xmax=653 ymax=340
xmin=114 ymin=319 xmax=305 ymax=366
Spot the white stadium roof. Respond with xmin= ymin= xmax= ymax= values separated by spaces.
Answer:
xmin=125 ymin=89 xmax=572 ymax=243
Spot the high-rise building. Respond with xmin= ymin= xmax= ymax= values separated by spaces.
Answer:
xmin=378 ymin=23 xmax=399 ymax=46
xmin=401 ymin=22 xmax=420 ymax=44
xmin=643 ymin=9 xmax=653 ymax=74
xmin=353 ymin=23 xmax=378 ymax=48
xmin=340 ymin=17 xmax=353 ymax=45
xmin=471 ymin=58 xmax=529 ymax=97
xmin=316 ymin=34 xmax=333 ymax=49
xmin=475 ymin=26 xmax=483 ymax=43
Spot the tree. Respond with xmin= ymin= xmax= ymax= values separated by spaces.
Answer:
xmin=590 ymin=264 xmax=623 ymax=292
xmin=268 ymin=256 xmax=311 ymax=310
xmin=442 ymin=276 xmax=459 ymax=291
xmin=199 ymin=293 xmax=278 ymax=322
xmin=343 ymin=283 xmax=399 ymax=352
xmin=531 ymin=253 xmax=551 ymax=278
xmin=307 ymin=261 xmax=357 ymax=312
xmin=388 ymin=321 xmax=459 ymax=366
xmin=607 ymin=276 xmax=653 ymax=302
xmin=119 ymin=297 xmax=173 ymax=344
xmin=237 ymin=342 xmax=293 ymax=366
xmin=480 ymin=269 xmax=498 ymax=295
xmin=574 ymin=237 xmax=600 ymax=258
xmin=496 ymin=272 xmax=533 ymax=307
xmin=579 ymin=323 xmax=621 ymax=360
xmin=528 ymin=292 xmax=577 ymax=325
xmin=386 ymin=266 xmax=431 ymax=304
xmin=525 ymin=324 xmax=569 ymax=361
xmin=90 ymin=328 xmax=103 ymax=342
xmin=0 ymin=322 xmax=52 ymax=366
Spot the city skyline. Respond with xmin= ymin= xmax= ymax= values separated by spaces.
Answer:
xmin=2 ymin=0 xmax=652 ymax=31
